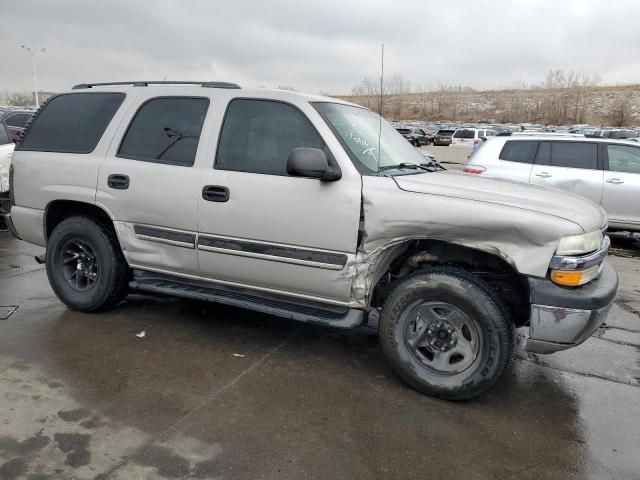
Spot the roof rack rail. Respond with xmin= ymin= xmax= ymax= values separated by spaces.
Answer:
xmin=72 ymin=81 xmax=241 ymax=90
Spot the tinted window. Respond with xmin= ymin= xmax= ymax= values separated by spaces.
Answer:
xmin=396 ymin=128 xmax=411 ymax=134
xmin=19 ymin=93 xmax=125 ymax=153
xmin=0 ymin=125 xmax=9 ymax=145
xmin=535 ymin=142 xmax=551 ymax=165
xmin=216 ymin=99 xmax=325 ymax=176
xmin=437 ymin=130 xmax=454 ymax=137
xmin=550 ymin=142 xmax=597 ymax=170
xmin=118 ymin=97 xmax=209 ymax=166
xmin=499 ymin=140 xmax=539 ymax=163
xmin=453 ymin=129 xmax=474 ymax=139
xmin=5 ymin=113 xmax=32 ymax=128
xmin=607 ymin=144 xmax=640 ymax=174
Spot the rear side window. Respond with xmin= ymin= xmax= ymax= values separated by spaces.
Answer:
xmin=499 ymin=140 xmax=538 ymax=163
xmin=216 ymin=99 xmax=326 ymax=176
xmin=5 ymin=113 xmax=32 ymax=128
xmin=550 ymin=142 xmax=597 ymax=170
xmin=19 ymin=93 xmax=125 ymax=153
xmin=0 ymin=125 xmax=9 ymax=145
xmin=607 ymin=144 xmax=640 ymax=174
xmin=453 ymin=129 xmax=474 ymax=139
xmin=118 ymin=97 xmax=209 ymax=166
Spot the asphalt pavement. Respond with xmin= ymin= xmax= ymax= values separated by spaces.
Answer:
xmin=0 ymin=226 xmax=639 ymax=479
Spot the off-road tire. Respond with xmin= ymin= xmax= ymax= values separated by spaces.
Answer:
xmin=380 ymin=267 xmax=513 ymax=400
xmin=46 ymin=216 xmax=130 ymax=312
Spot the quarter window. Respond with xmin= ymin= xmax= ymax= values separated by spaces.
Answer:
xmin=216 ymin=99 xmax=326 ymax=176
xmin=550 ymin=142 xmax=597 ymax=170
xmin=607 ymin=144 xmax=640 ymax=174
xmin=19 ymin=93 xmax=125 ymax=153
xmin=118 ymin=97 xmax=209 ymax=166
xmin=499 ymin=140 xmax=539 ymax=163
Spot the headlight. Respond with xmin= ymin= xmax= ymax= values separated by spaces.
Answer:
xmin=556 ymin=230 xmax=603 ymax=256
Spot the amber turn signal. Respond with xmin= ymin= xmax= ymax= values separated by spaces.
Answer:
xmin=550 ymin=265 xmax=601 ymax=287
xmin=550 ymin=270 xmax=583 ymax=286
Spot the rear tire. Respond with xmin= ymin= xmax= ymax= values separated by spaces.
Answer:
xmin=379 ymin=267 xmax=513 ymax=400
xmin=46 ymin=216 xmax=130 ymax=312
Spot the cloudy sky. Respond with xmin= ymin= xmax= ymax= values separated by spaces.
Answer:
xmin=1 ymin=0 xmax=639 ymax=95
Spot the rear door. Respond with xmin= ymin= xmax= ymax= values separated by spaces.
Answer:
xmin=196 ymin=97 xmax=361 ymax=305
xmin=96 ymin=94 xmax=210 ymax=276
xmin=529 ymin=141 xmax=604 ymax=204
xmin=601 ymin=143 xmax=640 ymax=227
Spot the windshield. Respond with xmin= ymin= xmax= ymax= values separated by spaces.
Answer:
xmin=313 ymin=102 xmax=426 ymax=174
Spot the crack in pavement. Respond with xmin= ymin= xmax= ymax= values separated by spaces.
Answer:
xmin=522 ymin=356 xmax=640 ymax=388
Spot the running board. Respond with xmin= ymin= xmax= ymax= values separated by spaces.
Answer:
xmin=129 ymin=270 xmax=364 ymax=329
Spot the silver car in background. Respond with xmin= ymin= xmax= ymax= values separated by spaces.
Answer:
xmin=465 ymin=135 xmax=640 ymax=231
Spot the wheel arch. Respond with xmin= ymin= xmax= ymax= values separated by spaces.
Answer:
xmin=366 ymin=239 xmax=531 ymax=326
xmin=44 ymin=200 xmax=125 ymax=254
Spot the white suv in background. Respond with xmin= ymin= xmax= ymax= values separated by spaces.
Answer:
xmin=0 ymin=123 xmax=14 ymax=215
xmin=465 ymin=135 xmax=640 ymax=231
xmin=451 ymin=127 xmax=497 ymax=147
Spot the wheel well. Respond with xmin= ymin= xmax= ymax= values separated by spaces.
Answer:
xmin=45 ymin=200 xmax=115 ymax=241
xmin=370 ymin=240 xmax=530 ymax=326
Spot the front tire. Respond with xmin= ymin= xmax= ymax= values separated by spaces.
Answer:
xmin=46 ymin=216 xmax=130 ymax=312
xmin=379 ymin=267 xmax=513 ymax=400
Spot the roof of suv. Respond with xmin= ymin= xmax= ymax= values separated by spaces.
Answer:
xmin=486 ymin=134 xmax=640 ymax=147
xmin=66 ymin=81 xmax=359 ymax=107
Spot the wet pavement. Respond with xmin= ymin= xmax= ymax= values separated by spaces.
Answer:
xmin=0 ymin=230 xmax=639 ymax=480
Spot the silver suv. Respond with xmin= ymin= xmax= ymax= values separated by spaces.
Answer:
xmin=4 ymin=81 xmax=618 ymax=400
xmin=465 ymin=135 xmax=640 ymax=231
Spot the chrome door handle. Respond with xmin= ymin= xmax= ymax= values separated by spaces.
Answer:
xmin=606 ymin=178 xmax=624 ymax=184
xmin=535 ymin=172 xmax=552 ymax=178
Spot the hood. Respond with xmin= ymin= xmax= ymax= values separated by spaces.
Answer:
xmin=393 ymin=171 xmax=607 ymax=233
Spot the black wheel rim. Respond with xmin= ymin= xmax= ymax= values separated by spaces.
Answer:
xmin=60 ymin=239 xmax=99 ymax=292
xmin=403 ymin=301 xmax=482 ymax=374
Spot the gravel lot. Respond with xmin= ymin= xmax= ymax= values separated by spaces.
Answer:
xmin=0 ymin=223 xmax=639 ymax=479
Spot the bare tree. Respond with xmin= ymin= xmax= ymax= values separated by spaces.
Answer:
xmin=6 ymin=92 xmax=32 ymax=106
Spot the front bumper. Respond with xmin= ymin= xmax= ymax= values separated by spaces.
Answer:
xmin=525 ymin=262 xmax=618 ymax=354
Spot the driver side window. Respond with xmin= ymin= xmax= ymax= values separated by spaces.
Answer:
xmin=215 ymin=99 xmax=326 ymax=176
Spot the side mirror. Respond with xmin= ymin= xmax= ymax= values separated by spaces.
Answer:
xmin=287 ymin=147 xmax=341 ymax=181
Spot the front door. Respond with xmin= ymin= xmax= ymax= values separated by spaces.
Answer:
xmin=601 ymin=143 xmax=640 ymax=227
xmin=96 ymin=94 xmax=210 ymax=276
xmin=196 ymin=98 xmax=361 ymax=305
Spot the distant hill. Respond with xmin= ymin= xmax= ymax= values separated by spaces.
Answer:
xmin=338 ymin=84 xmax=640 ymax=127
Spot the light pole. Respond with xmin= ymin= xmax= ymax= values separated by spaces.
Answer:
xmin=20 ymin=45 xmax=46 ymax=107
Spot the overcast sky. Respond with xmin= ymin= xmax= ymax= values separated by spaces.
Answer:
xmin=1 ymin=0 xmax=639 ymax=95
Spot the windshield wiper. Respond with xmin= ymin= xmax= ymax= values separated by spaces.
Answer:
xmin=378 ymin=161 xmax=445 ymax=173
xmin=378 ymin=162 xmax=421 ymax=172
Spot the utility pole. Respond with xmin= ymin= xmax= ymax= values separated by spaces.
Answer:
xmin=20 ymin=45 xmax=46 ymax=107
